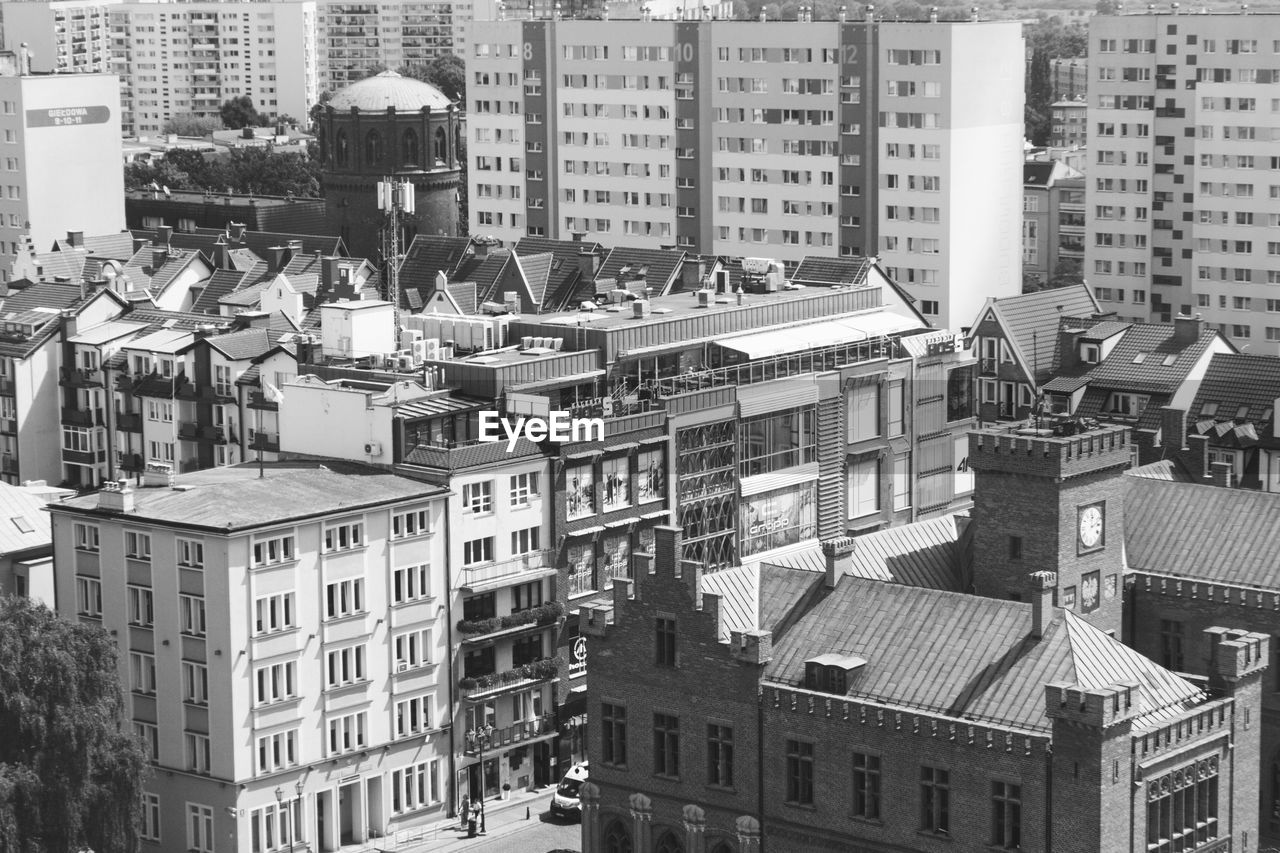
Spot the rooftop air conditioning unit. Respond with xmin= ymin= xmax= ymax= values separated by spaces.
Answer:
xmin=396 ymin=355 xmax=414 ymax=370
xmin=365 ymin=441 xmax=383 ymax=457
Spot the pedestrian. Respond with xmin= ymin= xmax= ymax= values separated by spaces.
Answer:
xmin=459 ymin=794 xmax=470 ymax=830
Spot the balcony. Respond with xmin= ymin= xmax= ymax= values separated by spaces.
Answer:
xmin=178 ymin=421 xmax=200 ymax=440
xmin=0 ymin=377 xmax=14 ymax=396
xmin=248 ymin=389 xmax=279 ymax=411
xmin=463 ymin=713 xmax=557 ymax=755
xmin=0 ymin=418 xmax=15 ymax=435
xmin=458 ymin=601 xmax=565 ymax=643
xmin=1 ymin=454 xmax=16 ymax=475
xmin=60 ymin=368 xmax=104 ymax=389
xmin=458 ymin=550 xmax=555 ymax=592
xmin=61 ymin=407 xmax=104 ymax=427
xmin=250 ymin=432 xmax=279 ymax=453
xmin=459 ymin=656 xmax=562 ymax=700
xmin=197 ymin=425 xmax=232 ymax=444
xmin=116 ymin=412 xmax=143 ymax=432
xmin=64 ymin=447 xmax=106 ymax=466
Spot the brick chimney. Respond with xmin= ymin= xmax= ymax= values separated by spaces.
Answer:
xmin=1159 ymin=406 xmax=1187 ymax=450
xmin=821 ymin=536 xmax=856 ymax=590
xmin=1173 ymin=313 xmax=1203 ymax=347
xmin=1030 ymin=571 xmax=1057 ymax=640
xmin=578 ymin=248 xmax=600 ymax=281
xmin=1057 ymin=324 xmax=1084 ymax=371
xmin=1210 ymin=460 xmax=1233 ymax=488
xmin=267 ymin=246 xmax=288 ymax=276
xmin=151 ymin=246 xmax=168 ymax=270
xmin=228 ymin=222 xmax=247 ymax=244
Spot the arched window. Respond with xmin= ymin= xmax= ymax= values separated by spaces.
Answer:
xmin=434 ymin=126 xmax=447 ymax=163
xmin=335 ymin=129 xmax=349 ymax=167
xmin=365 ymin=129 xmax=383 ymax=166
xmin=654 ymin=831 xmax=684 ymax=853
xmin=602 ymin=820 xmax=632 ymax=853
xmin=402 ymin=128 xmax=420 ymax=166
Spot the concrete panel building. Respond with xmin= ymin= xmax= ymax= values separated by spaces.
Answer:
xmin=1 ymin=0 xmax=117 ymax=74
xmin=1085 ymin=13 xmax=1280 ymax=340
xmin=464 ymin=16 xmax=1024 ymax=330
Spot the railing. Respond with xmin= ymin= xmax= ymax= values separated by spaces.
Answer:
xmin=458 ymin=656 xmax=562 ymax=697
xmin=61 ymin=407 xmax=103 ymax=427
xmin=60 ymin=367 xmax=104 ymax=388
xmin=458 ymin=550 xmax=554 ymax=589
xmin=457 ymin=601 xmax=564 ymax=639
xmin=250 ymin=432 xmax=280 ymax=453
xmin=178 ymin=421 xmax=199 ymax=440
xmin=649 ymin=335 xmax=898 ymax=398
xmin=463 ymin=714 xmax=557 ymax=755
xmin=248 ymin=390 xmax=279 ymax=410
xmin=116 ymin=412 xmax=143 ymax=432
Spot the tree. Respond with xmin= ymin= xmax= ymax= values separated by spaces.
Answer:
xmin=308 ymin=90 xmax=333 ymax=133
xmin=163 ymin=113 xmax=224 ymax=137
xmin=1096 ymin=0 xmax=1121 ymax=13
xmin=1025 ymin=48 xmax=1053 ymax=145
xmin=220 ymin=95 xmax=264 ymax=130
xmin=1047 ymin=257 xmax=1085 ymax=290
xmin=0 ymin=595 xmax=150 ymax=853
xmin=402 ymin=54 xmax=465 ymax=104
xmin=123 ymin=158 xmax=191 ymax=191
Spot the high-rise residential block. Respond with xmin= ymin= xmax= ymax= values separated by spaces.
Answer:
xmin=316 ymin=0 xmax=480 ymax=91
xmin=464 ymin=16 xmax=1024 ymax=329
xmin=1 ymin=0 xmax=117 ymax=74
xmin=1085 ymin=13 xmax=1280 ymax=341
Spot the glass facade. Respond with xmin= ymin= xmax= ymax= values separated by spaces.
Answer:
xmin=739 ymin=484 xmax=817 ymax=558
xmin=739 ymin=407 xmax=816 ymax=478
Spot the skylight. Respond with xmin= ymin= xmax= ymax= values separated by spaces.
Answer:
xmin=1162 ymin=354 xmax=1177 ymax=366
xmin=10 ymin=516 xmax=33 ymax=534
xmin=1132 ymin=353 xmax=1146 ymax=363
xmin=1200 ymin=403 xmax=1219 ymax=416
xmin=1236 ymin=406 xmax=1249 ymax=419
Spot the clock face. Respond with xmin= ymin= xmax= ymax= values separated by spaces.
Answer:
xmin=1078 ymin=504 xmax=1104 ymax=549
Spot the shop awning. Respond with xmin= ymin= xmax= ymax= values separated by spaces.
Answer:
xmin=714 ymin=313 xmax=918 ymax=360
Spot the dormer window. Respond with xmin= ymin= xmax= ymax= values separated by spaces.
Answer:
xmin=804 ymin=653 xmax=866 ymax=695
xmin=1080 ymin=343 xmax=1100 ymax=364
xmin=1105 ymin=392 xmax=1149 ymax=417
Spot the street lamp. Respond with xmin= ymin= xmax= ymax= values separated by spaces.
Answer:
xmin=274 ymin=787 xmax=287 ymax=851
xmin=467 ymin=724 xmax=496 ymax=834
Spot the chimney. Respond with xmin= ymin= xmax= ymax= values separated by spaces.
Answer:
xmin=212 ymin=237 xmax=230 ymax=270
xmin=680 ymin=258 xmax=705 ymax=291
xmin=235 ymin=310 xmax=272 ymax=329
xmin=242 ymin=126 xmax=255 ymax=140
xmin=156 ymin=225 xmax=173 ymax=247
xmin=1173 ymin=313 xmax=1202 ymax=346
xmin=1159 ymin=406 xmax=1187 ymax=451
xmin=571 ymin=230 xmax=587 ymax=244
xmin=864 ymin=3 xmax=875 ymax=22
xmin=578 ymin=248 xmax=600 ymax=281
xmin=821 ymin=537 xmax=856 ymax=590
xmin=1030 ymin=571 xmax=1057 ymax=639
xmin=1057 ymin=324 xmax=1083 ymax=371
xmin=287 ymin=239 xmax=303 ymax=256
xmin=66 ymin=230 xmax=84 ymax=248
xmin=228 ymin=222 xmax=247 ymax=244
xmin=929 ymin=5 xmax=939 ymax=20
xmin=193 ymin=323 xmax=218 ymax=340
xmin=474 ymin=236 xmax=492 ymax=259
xmin=151 ymin=246 xmax=168 ymax=270
xmin=1210 ymin=460 xmax=1233 ymax=488
xmin=132 ymin=236 xmax=147 ymax=254
xmin=268 ymin=246 xmax=288 ymax=276
xmin=96 ymin=478 xmax=135 ymax=512
xmin=141 ymin=462 xmax=173 ymax=488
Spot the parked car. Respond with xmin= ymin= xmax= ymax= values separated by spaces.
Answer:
xmin=549 ymin=761 xmax=589 ymax=820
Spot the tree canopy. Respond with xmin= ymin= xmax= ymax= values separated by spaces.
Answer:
xmin=220 ymin=95 xmax=265 ymax=130
xmin=124 ymin=144 xmax=323 ymax=198
xmin=163 ymin=113 xmax=224 ymax=137
xmin=0 ymin=595 xmax=150 ymax=853
xmin=402 ymin=54 xmax=465 ymax=103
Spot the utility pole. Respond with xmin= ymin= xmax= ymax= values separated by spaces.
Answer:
xmin=377 ymin=178 xmax=415 ymax=348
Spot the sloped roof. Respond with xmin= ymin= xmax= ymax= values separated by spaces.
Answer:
xmin=120 ymin=245 xmax=207 ymax=294
xmin=0 ymin=482 xmax=53 ymax=556
xmin=1128 ymin=459 xmax=1193 ymax=483
xmin=840 ymin=515 xmax=964 ymax=590
xmin=1078 ymin=320 xmax=1132 ymax=342
xmin=596 ymin=247 xmax=686 ymax=293
xmin=515 ymin=251 xmax=554 ymax=307
xmin=28 ymin=249 xmax=89 ymax=282
xmin=53 ymin=232 xmax=138 ymax=259
xmin=125 ymin=307 xmax=226 ymax=331
xmin=455 ymin=251 xmax=510 ymax=301
xmin=198 ymin=328 xmax=275 ymax=361
xmin=792 ymin=256 xmax=872 ymax=286
xmin=447 ymin=281 xmax=478 ymax=314
xmin=1024 ymin=161 xmax=1056 ymax=187
xmin=1124 ymin=474 xmax=1280 ymax=590
xmin=1187 ymin=353 xmax=1280 ymax=444
xmin=191 ymin=269 xmax=251 ymax=313
xmin=1085 ymin=324 xmax=1225 ymax=393
xmin=398 ymin=234 xmax=472 ymax=288
xmin=698 ymin=562 xmax=825 ymax=643
xmin=765 ymin=578 xmax=1202 ymax=733
xmin=981 ymin=285 xmax=1098 ymax=382
xmin=512 ymin=237 xmax=597 ymax=312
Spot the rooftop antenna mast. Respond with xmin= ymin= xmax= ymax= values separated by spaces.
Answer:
xmin=378 ymin=177 xmax=415 ymax=349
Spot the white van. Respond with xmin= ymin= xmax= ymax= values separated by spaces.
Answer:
xmin=549 ymin=761 xmax=589 ymax=820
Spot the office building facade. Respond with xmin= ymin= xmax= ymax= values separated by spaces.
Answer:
xmin=465 ymin=17 xmax=1024 ymax=330
xmin=1085 ymin=13 xmax=1280 ymax=339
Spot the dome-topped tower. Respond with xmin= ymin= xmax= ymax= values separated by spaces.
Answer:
xmin=319 ymin=70 xmax=462 ymax=261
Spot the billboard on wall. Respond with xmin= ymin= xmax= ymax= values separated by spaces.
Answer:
xmin=739 ymin=484 xmax=817 ymax=558
xmin=26 ymin=105 xmax=111 ymax=128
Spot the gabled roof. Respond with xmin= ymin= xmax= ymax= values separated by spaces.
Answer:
xmin=699 ymin=562 xmax=825 ymax=643
xmin=0 ymin=482 xmax=53 ymax=556
xmin=398 ymin=234 xmax=472 ymax=288
xmin=595 ymin=247 xmax=686 ymax=294
xmin=454 ymin=251 xmax=510 ymax=301
xmin=1084 ymin=324 xmax=1225 ymax=394
xmin=194 ymin=328 xmax=276 ymax=361
xmin=1186 ymin=353 xmax=1280 ymax=446
xmin=511 ymin=237 xmax=598 ymax=312
xmin=0 ymin=282 xmax=86 ymax=359
xmin=765 ymin=578 xmax=1202 ymax=733
xmin=1124 ymin=474 xmax=1280 ymax=591
xmin=514 ymin=251 xmax=554 ymax=307
xmin=52 ymin=232 xmax=137 ymax=259
xmin=977 ymin=285 xmax=1098 ymax=383
xmin=191 ymin=268 xmax=251 ymax=313
xmin=1128 ymin=458 xmax=1194 ymax=483
xmin=120 ymin=245 xmax=208 ymax=295
xmin=1023 ymin=161 xmax=1056 ymax=187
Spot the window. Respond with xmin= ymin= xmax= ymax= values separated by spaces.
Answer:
xmin=740 ymin=408 xmax=816 ymax=477
xmin=921 ymin=766 xmax=950 ymax=833
xmin=323 ymin=521 xmax=364 ymax=552
xmin=1146 ymin=759 xmax=1219 ymax=853
xmin=252 ymin=535 xmax=293 ymax=567
xmin=849 ymin=457 xmax=880 ymax=519
xmin=1160 ymin=619 xmax=1184 ymax=670
xmin=187 ymin=803 xmax=215 ymax=853
xmin=394 ymin=628 xmax=432 ymax=671
xmin=853 ymin=753 xmax=882 ymax=820
xmin=325 ymin=578 xmax=364 ymax=619
xmin=602 ymin=702 xmax=627 ymax=766
xmin=328 ymin=712 xmax=367 ymax=755
xmin=326 ymin=645 xmax=366 ymax=689
xmin=395 ymin=695 xmax=433 ymax=737
xmin=77 ymin=576 xmax=102 ymax=617
xmin=179 ymin=594 xmax=206 ymax=637
xmin=707 ymin=724 xmax=734 ymax=787
xmin=991 ymin=781 xmax=1021 ymax=848
xmin=512 ymin=632 xmax=543 ymax=667
xmin=254 ymin=593 xmax=295 ymax=635
xmin=511 ymin=526 xmax=541 ymax=555
xmin=463 ymin=537 xmax=494 ymax=565
xmin=1010 ymin=536 xmax=1024 ymax=560
xmin=141 ymin=792 xmax=161 ymax=842
xmin=393 ymin=564 xmax=431 ymax=604
xmin=391 ymin=760 xmax=441 ymax=814
xmin=254 ymin=661 xmax=297 ymax=706
xmin=392 ymin=507 xmax=430 ymax=538
xmin=653 ymin=713 xmax=680 ymax=777
xmin=127 ymin=585 xmax=154 ymax=627
xmin=786 ymin=740 xmax=815 ymax=805
xmin=655 ymin=616 xmax=677 ymax=666
xmin=257 ymin=729 xmax=298 ymax=774
xmin=74 ymin=523 xmax=100 ymax=552
xmin=131 ymin=652 xmax=157 ymax=695
xmin=462 ymin=481 xmax=493 ymax=513
xmin=182 ymin=661 xmax=209 ymax=706
xmin=125 ymin=531 xmax=152 ymax=560
xmin=178 ymin=538 xmax=204 ymax=568
xmin=249 ymin=802 xmax=294 ymax=852
xmin=510 ymin=472 xmax=540 ymax=506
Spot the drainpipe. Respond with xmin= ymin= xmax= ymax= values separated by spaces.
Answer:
xmin=757 ymin=685 xmax=766 ymax=853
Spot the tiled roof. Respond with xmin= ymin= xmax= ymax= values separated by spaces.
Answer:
xmin=1073 ymin=388 xmax=1172 ymax=431
xmin=983 ymin=285 xmax=1098 ymax=382
xmin=54 ymin=461 xmax=444 ymax=531
xmin=1083 ymin=324 xmax=1224 ymax=394
xmin=199 ymin=328 xmax=274 ymax=361
xmin=398 ymin=234 xmax=471 ymax=289
xmin=595 ymin=247 xmax=686 ymax=293
xmin=191 ymin=269 xmax=251 ymax=313
xmin=120 ymin=245 xmax=207 ymax=294
xmin=1124 ymin=474 xmax=1280 ymax=590
xmin=455 ymin=251 xmax=510 ymax=301
xmin=125 ymin=307 xmax=227 ymax=330
xmin=512 ymin=237 xmax=597 ymax=312
xmin=29 ymin=250 xmax=89 ymax=282
xmin=1186 ymin=353 xmax=1280 ymax=445
xmin=1 ymin=281 xmax=83 ymax=314
xmin=447 ymin=281 xmax=477 ymax=314
xmin=515 ymin=251 xmax=554 ymax=307
xmin=52 ymin=233 xmax=138 ymax=259
xmin=0 ymin=482 xmax=52 ymax=556
xmin=765 ymin=578 xmax=1202 ymax=733
xmin=1078 ymin=320 xmax=1132 ymax=342
xmin=1128 ymin=459 xmax=1193 ymax=483
xmin=791 ymin=256 xmax=872 ymax=286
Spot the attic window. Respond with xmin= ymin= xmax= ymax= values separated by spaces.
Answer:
xmin=10 ymin=516 xmax=32 ymax=534
xmin=1200 ymin=403 xmax=1219 ymax=417
xmin=551 ymin=258 xmax=563 ymax=271
xmin=1080 ymin=343 xmax=1100 ymax=364
xmin=1162 ymin=354 xmax=1177 ymax=366
xmin=803 ymin=653 xmax=866 ymax=695
xmin=1236 ymin=406 xmax=1249 ymax=419
xmin=1264 ymin=408 xmax=1273 ymax=421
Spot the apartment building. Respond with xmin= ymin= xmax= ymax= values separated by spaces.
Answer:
xmin=1085 ymin=13 xmax=1280 ymax=340
xmin=1023 ymin=158 xmax=1086 ymax=290
xmin=1 ymin=0 xmax=116 ymax=74
xmin=1050 ymin=56 xmax=1088 ymax=100
xmin=49 ymin=463 xmax=450 ymax=852
xmin=317 ymin=0 xmax=472 ymax=91
xmin=1050 ymin=98 xmax=1088 ymax=148
xmin=105 ymin=1 xmax=318 ymax=136
xmin=0 ymin=68 xmax=124 ymax=280
xmin=465 ymin=16 xmax=1024 ymax=329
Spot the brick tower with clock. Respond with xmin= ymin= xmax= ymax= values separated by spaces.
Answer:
xmin=966 ymin=424 xmax=1133 ymax=636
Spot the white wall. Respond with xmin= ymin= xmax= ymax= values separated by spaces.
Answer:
xmin=278 ymin=375 xmax=396 ymax=463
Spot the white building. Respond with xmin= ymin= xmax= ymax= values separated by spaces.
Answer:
xmin=316 ymin=0 xmax=469 ymax=91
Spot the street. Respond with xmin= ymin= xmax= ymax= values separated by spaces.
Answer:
xmin=426 ymin=812 xmax=581 ymax=853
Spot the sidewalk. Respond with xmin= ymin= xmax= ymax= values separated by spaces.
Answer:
xmin=367 ymin=785 xmax=579 ymax=853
